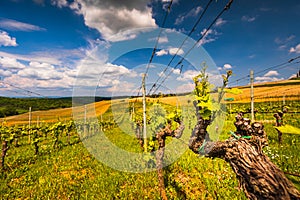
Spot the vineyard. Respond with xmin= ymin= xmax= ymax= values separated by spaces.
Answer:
xmin=0 ymin=73 xmax=300 ymax=199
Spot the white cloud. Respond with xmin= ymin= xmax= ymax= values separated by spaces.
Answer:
xmin=0 ymin=47 xmax=85 ymax=66
xmin=156 ymin=49 xmax=168 ymax=56
xmin=169 ymin=47 xmax=184 ymax=55
xmin=215 ymin=18 xmax=227 ymax=27
xmin=255 ymin=76 xmax=283 ymax=82
xmin=174 ymin=16 xmax=185 ymax=25
xmin=4 ymin=74 xmax=74 ymax=90
xmin=218 ymin=63 xmax=233 ymax=71
xmin=255 ymin=70 xmax=282 ymax=83
xmin=177 ymin=70 xmax=199 ymax=82
xmin=18 ymin=62 xmax=63 ymax=80
xmin=175 ymin=83 xmax=194 ymax=93
xmin=0 ymin=31 xmax=17 ymax=47
xmin=0 ymin=56 xmax=25 ymax=69
xmin=223 ymin=64 xmax=232 ymax=69
xmin=107 ymin=81 xmax=135 ymax=93
xmin=158 ymin=36 xmax=168 ymax=43
xmin=155 ymin=48 xmax=184 ymax=56
xmin=289 ymin=43 xmax=300 ymax=53
xmin=0 ymin=19 xmax=46 ymax=31
xmin=173 ymin=69 xmax=181 ymax=75
xmin=198 ymin=29 xmax=219 ymax=45
xmin=175 ymin=6 xmax=202 ymax=25
xmin=264 ymin=70 xmax=279 ymax=77
xmin=0 ymin=69 xmax=12 ymax=77
xmin=289 ymin=74 xmax=297 ymax=79
xmin=241 ymin=15 xmax=256 ymax=22
xmin=56 ymin=0 xmax=157 ymax=42
xmin=149 ymin=35 xmax=169 ymax=44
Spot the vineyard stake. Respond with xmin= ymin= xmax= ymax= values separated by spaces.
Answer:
xmin=142 ymin=73 xmax=147 ymax=152
xmin=250 ymin=70 xmax=255 ymax=121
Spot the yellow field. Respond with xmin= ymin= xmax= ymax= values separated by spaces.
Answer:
xmin=129 ymin=95 xmax=194 ymax=107
xmin=224 ymin=79 xmax=300 ymax=103
xmin=1 ymin=80 xmax=299 ymax=126
xmin=156 ymin=79 xmax=300 ymax=105
xmin=2 ymin=100 xmax=111 ymax=126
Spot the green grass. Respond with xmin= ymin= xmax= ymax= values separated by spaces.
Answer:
xmin=0 ymin=104 xmax=299 ymax=199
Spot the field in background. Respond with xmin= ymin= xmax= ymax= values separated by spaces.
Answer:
xmin=1 ymin=79 xmax=300 ymax=126
xmin=224 ymin=79 xmax=300 ymax=103
xmin=1 ymin=101 xmax=111 ymax=126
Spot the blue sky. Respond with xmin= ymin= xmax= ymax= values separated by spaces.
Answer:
xmin=0 ymin=0 xmax=299 ymax=97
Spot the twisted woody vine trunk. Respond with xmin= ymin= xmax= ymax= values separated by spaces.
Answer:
xmin=274 ymin=111 xmax=284 ymax=144
xmin=156 ymin=120 xmax=185 ymax=200
xmin=188 ymin=68 xmax=300 ymax=199
xmin=1 ymin=141 xmax=9 ymax=169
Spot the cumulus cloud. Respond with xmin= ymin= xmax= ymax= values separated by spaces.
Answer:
xmin=148 ymin=35 xmax=168 ymax=43
xmin=0 ymin=19 xmax=46 ymax=31
xmin=288 ymin=74 xmax=297 ymax=79
xmin=173 ymin=68 xmax=181 ymax=75
xmin=289 ymin=43 xmax=300 ymax=53
xmin=218 ymin=63 xmax=233 ymax=71
xmin=255 ymin=70 xmax=282 ymax=83
xmin=255 ymin=76 xmax=283 ymax=82
xmin=4 ymin=74 xmax=74 ymax=90
xmin=0 ymin=31 xmax=17 ymax=47
xmin=74 ymin=51 xmax=137 ymax=89
xmin=156 ymin=49 xmax=168 ymax=56
xmin=198 ymin=29 xmax=219 ymax=46
xmin=18 ymin=62 xmax=63 ymax=80
xmin=177 ymin=70 xmax=199 ymax=82
xmin=175 ymin=83 xmax=194 ymax=93
xmin=158 ymin=36 xmax=168 ymax=43
xmin=0 ymin=56 xmax=25 ymax=69
xmin=52 ymin=0 xmax=157 ymax=41
xmin=264 ymin=70 xmax=279 ymax=77
xmin=0 ymin=47 xmax=85 ymax=66
xmin=169 ymin=47 xmax=184 ymax=55
xmin=155 ymin=48 xmax=184 ymax=56
xmin=0 ymin=69 xmax=12 ymax=77
xmin=223 ymin=64 xmax=232 ymax=69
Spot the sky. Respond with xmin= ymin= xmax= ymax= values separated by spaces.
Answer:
xmin=0 ymin=0 xmax=300 ymax=97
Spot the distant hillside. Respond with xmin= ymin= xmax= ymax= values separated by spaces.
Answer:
xmin=2 ymin=100 xmax=111 ymax=126
xmin=225 ymin=79 xmax=300 ymax=103
xmin=0 ymin=96 xmax=111 ymax=118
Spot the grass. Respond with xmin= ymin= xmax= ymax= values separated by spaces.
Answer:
xmin=0 ymin=100 xmax=299 ymax=199
xmin=0 ymin=126 xmax=247 ymax=199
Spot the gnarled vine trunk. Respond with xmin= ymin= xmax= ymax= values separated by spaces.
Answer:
xmin=156 ymin=121 xmax=185 ymax=200
xmin=189 ymin=113 xmax=300 ymax=199
xmin=1 ymin=141 xmax=9 ymax=169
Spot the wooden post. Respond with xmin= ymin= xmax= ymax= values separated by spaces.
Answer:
xmin=84 ymin=105 xmax=87 ymax=137
xmin=250 ymin=70 xmax=255 ymax=121
xmin=142 ymin=74 xmax=147 ymax=152
xmin=36 ymin=116 xmax=39 ymax=127
xmin=28 ymin=107 xmax=32 ymax=143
